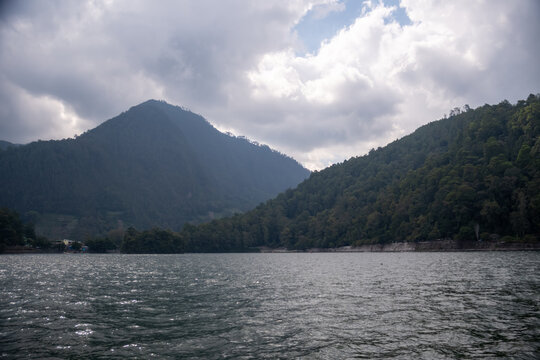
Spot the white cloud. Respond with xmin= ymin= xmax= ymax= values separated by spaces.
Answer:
xmin=310 ymin=1 xmax=346 ymax=20
xmin=0 ymin=80 xmax=92 ymax=142
xmin=0 ymin=0 xmax=538 ymax=169
xmin=233 ymin=0 xmax=540 ymax=168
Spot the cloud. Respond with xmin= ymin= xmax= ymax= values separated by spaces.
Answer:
xmin=0 ymin=0 xmax=319 ymax=139
xmin=0 ymin=0 xmax=538 ymax=169
xmin=232 ymin=0 xmax=540 ymax=168
xmin=0 ymin=80 xmax=92 ymax=142
xmin=310 ymin=1 xmax=346 ymax=20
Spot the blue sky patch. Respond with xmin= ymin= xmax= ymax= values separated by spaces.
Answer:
xmin=294 ymin=0 xmax=411 ymax=54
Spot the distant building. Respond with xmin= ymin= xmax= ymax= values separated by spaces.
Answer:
xmin=62 ymin=239 xmax=74 ymax=246
xmin=55 ymin=239 xmax=85 ymax=252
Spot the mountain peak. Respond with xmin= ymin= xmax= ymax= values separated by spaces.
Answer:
xmin=135 ymin=99 xmax=169 ymax=108
xmin=0 ymin=100 xmax=309 ymax=239
xmin=133 ymin=99 xmax=190 ymax=112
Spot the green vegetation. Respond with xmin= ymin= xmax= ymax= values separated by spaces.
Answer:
xmin=2 ymin=96 xmax=538 ymax=254
xmin=0 ymin=100 xmax=309 ymax=240
xmin=0 ymin=208 xmax=50 ymax=252
xmin=84 ymin=237 xmax=117 ymax=253
xmin=121 ymin=227 xmax=185 ymax=254
xmin=178 ymin=94 xmax=540 ymax=252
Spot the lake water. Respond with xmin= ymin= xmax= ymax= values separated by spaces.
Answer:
xmin=0 ymin=252 xmax=538 ymax=359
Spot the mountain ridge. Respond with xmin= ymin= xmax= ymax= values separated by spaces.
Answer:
xmin=0 ymin=140 xmax=20 ymax=150
xmin=0 ymin=100 xmax=310 ymax=239
xmin=178 ymin=94 xmax=540 ymax=252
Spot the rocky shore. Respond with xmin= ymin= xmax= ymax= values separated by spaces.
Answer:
xmin=259 ymin=239 xmax=540 ymax=253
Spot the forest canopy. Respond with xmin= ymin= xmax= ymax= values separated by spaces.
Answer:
xmin=177 ymin=94 xmax=540 ymax=252
xmin=2 ymin=95 xmax=538 ymax=253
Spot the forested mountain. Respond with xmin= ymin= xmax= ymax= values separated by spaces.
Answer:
xmin=0 ymin=140 xmax=20 ymax=150
xmin=180 ymin=94 xmax=540 ymax=252
xmin=0 ymin=100 xmax=309 ymax=239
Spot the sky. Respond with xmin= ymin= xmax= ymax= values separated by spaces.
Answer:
xmin=0 ymin=0 xmax=539 ymax=170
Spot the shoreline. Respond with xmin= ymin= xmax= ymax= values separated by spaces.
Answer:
xmin=3 ymin=239 xmax=539 ymax=254
xmin=259 ymin=239 xmax=540 ymax=253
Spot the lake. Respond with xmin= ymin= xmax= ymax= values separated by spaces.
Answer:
xmin=1 ymin=252 xmax=538 ymax=359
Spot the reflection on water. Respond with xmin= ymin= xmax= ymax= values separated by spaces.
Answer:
xmin=1 ymin=252 xmax=539 ymax=359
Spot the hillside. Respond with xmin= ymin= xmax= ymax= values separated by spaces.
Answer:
xmin=180 ymin=94 xmax=540 ymax=252
xmin=0 ymin=140 xmax=20 ymax=150
xmin=0 ymin=100 xmax=309 ymax=239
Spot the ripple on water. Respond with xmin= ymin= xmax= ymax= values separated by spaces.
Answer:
xmin=0 ymin=252 xmax=539 ymax=359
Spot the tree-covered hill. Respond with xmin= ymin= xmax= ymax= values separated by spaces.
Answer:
xmin=181 ymin=94 xmax=540 ymax=252
xmin=0 ymin=100 xmax=309 ymax=239
xmin=0 ymin=140 xmax=20 ymax=150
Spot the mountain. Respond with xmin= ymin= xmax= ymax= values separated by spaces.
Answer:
xmin=180 ymin=94 xmax=540 ymax=252
xmin=0 ymin=140 xmax=20 ymax=150
xmin=0 ymin=100 xmax=310 ymax=239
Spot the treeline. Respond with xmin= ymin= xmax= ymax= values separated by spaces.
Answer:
xmin=0 ymin=209 xmax=184 ymax=254
xmin=82 ymin=227 xmax=184 ymax=253
xmin=0 ymin=208 xmax=50 ymax=252
xmin=4 ymin=96 xmax=539 ymax=253
xmin=176 ymin=94 xmax=540 ymax=251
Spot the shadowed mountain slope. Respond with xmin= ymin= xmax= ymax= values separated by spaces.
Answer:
xmin=0 ymin=100 xmax=309 ymax=239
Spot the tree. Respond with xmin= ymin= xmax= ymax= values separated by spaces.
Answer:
xmin=86 ymin=237 xmax=116 ymax=253
xmin=510 ymin=191 xmax=530 ymax=238
xmin=100 ymin=95 xmax=540 ymax=252
xmin=0 ymin=208 xmax=25 ymax=252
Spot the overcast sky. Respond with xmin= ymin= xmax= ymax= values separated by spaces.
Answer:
xmin=1 ymin=0 xmax=539 ymax=169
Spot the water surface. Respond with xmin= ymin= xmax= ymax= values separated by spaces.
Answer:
xmin=1 ymin=252 xmax=538 ymax=358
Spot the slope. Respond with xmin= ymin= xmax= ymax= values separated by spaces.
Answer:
xmin=0 ymin=140 xmax=20 ymax=150
xmin=0 ymin=100 xmax=309 ymax=239
xmin=181 ymin=94 xmax=540 ymax=251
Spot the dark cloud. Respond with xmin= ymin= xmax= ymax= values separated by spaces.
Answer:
xmin=0 ymin=0 xmax=538 ymax=169
xmin=0 ymin=0 xmax=306 ymax=143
